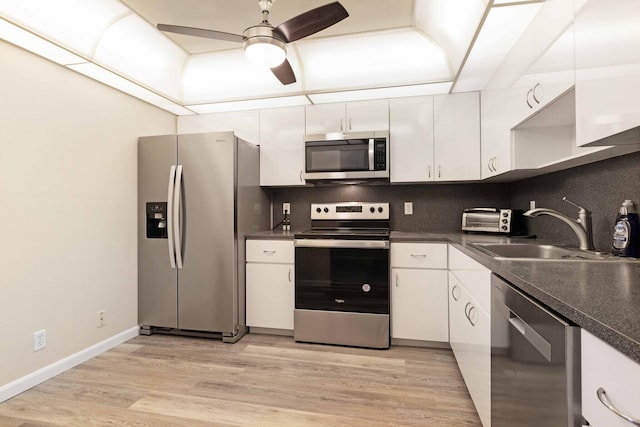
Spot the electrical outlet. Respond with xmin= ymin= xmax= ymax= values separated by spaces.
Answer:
xmin=529 ymin=200 xmax=536 ymax=210
xmin=404 ymin=202 xmax=413 ymax=215
xmin=96 ymin=309 xmax=106 ymax=328
xmin=33 ymin=329 xmax=46 ymax=352
xmin=282 ymin=202 xmax=290 ymax=215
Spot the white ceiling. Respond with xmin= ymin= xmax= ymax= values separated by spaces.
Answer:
xmin=0 ymin=0 xmax=544 ymax=114
xmin=122 ymin=0 xmax=416 ymax=54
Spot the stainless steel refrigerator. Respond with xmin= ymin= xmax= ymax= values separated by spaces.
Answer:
xmin=138 ymin=132 xmax=269 ymax=342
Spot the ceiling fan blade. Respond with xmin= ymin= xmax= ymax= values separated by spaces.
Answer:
xmin=273 ymin=2 xmax=348 ymax=43
xmin=157 ymin=24 xmax=244 ymax=43
xmin=271 ymin=59 xmax=296 ymax=85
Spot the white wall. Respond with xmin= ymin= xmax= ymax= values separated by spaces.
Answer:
xmin=0 ymin=41 xmax=176 ymax=388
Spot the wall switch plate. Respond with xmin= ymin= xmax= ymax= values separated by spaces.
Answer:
xmin=529 ymin=200 xmax=536 ymax=210
xmin=33 ymin=329 xmax=46 ymax=351
xmin=282 ymin=203 xmax=290 ymax=215
xmin=96 ymin=310 xmax=106 ymax=328
xmin=404 ymin=202 xmax=413 ymax=215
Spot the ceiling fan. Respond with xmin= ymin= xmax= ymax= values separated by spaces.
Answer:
xmin=157 ymin=0 xmax=349 ymax=85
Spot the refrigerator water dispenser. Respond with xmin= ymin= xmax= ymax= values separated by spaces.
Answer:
xmin=146 ymin=202 xmax=167 ymax=238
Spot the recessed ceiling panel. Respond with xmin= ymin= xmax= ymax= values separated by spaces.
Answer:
xmin=298 ymin=28 xmax=451 ymax=92
xmin=122 ymin=0 xmax=414 ymax=54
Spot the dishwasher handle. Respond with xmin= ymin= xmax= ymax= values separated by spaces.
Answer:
xmin=508 ymin=314 xmax=552 ymax=362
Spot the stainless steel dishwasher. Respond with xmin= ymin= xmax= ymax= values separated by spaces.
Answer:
xmin=491 ymin=274 xmax=581 ymax=427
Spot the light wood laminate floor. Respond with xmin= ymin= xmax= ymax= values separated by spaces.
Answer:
xmin=0 ymin=334 xmax=481 ymax=426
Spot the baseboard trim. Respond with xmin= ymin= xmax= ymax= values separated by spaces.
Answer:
xmin=0 ymin=326 xmax=139 ymax=403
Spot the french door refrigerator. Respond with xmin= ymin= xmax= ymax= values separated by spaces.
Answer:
xmin=138 ymin=132 xmax=269 ymax=342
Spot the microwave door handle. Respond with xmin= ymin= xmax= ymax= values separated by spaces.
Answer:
xmin=368 ymin=138 xmax=374 ymax=170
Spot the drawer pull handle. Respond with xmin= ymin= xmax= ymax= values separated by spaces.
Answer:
xmin=263 ymin=250 xmax=276 ymax=255
xmin=288 ymin=268 xmax=292 ymax=283
xmin=410 ymin=254 xmax=427 ymax=258
xmin=597 ymin=387 xmax=640 ymax=425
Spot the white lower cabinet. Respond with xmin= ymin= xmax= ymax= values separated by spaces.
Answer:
xmin=246 ymin=239 xmax=294 ymax=330
xmin=581 ymin=329 xmax=640 ymax=426
xmin=448 ymin=245 xmax=491 ymax=427
xmin=390 ymin=243 xmax=448 ymax=342
xmin=391 ymin=268 xmax=448 ymax=341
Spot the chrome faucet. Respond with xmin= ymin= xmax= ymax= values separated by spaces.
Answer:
xmin=524 ymin=197 xmax=595 ymax=251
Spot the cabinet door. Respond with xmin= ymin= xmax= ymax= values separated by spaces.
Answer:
xmin=433 ymin=92 xmax=481 ymax=181
xmin=305 ymin=100 xmax=389 ymax=134
xmin=448 ymin=271 xmax=491 ymax=427
xmin=246 ymin=263 xmax=294 ymax=330
xmin=391 ymin=268 xmax=448 ymax=342
xmin=575 ymin=0 xmax=640 ymax=146
xmin=259 ymin=106 xmax=306 ymax=186
xmin=519 ymin=0 xmax=575 ymax=116
xmin=582 ymin=330 xmax=640 ymax=427
xmin=305 ymin=103 xmax=345 ymax=134
xmin=390 ymin=96 xmax=434 ymax=182
xmin=346 ymin=99 xmax=389 ymax=131
xmin=480 ymin=89 xmax=515 ymax=179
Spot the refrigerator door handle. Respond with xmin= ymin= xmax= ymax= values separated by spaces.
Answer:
xmin=166 ymin=165 xmax=177 ymax=269
xmin=174 ymin=164 xmax=184 ymax=269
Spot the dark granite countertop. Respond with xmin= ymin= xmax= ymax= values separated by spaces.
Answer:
xmin=245 ymin=230 xmax=297 ymax=240
xmin=392 ymin=231 xmax=640 ymax=364
xmin=246 ymin=230 xmax=640 ymax=363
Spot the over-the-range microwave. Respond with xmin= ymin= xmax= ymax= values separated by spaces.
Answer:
xmin=303 ymin=131 xmax=389 ymax=181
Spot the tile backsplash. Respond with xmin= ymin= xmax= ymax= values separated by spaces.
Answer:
xmin=270 ymin=151 xmax=640 ymax=252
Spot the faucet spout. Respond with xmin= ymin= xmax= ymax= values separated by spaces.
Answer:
xmin=524 ymin=207 xmax=595 ymax=251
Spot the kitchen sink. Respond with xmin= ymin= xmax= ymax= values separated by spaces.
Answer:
xmin=472 ymin=243 xmax=615 ymax=261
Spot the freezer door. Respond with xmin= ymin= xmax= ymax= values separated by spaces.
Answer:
xmin=176 ymin=132 xmax=237 ymax=333
xmin=138 ymin=135 xmax=178 ymax=328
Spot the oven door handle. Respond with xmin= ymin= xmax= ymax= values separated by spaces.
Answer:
xmin=294 ymin=239 xmax=389 ymax=249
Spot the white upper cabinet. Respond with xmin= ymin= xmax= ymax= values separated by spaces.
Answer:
xmin=433 ymin=91 xmax=481 ymax=181
xmin=497 ymin=0 xmax=575 ymax=125
xmin=575 ymin=0 xmax=640 ymax=147
xmin=259 ymin=106 xmax=306 ymax=186
xmin=305 ymin=100 xmax=389 ymax=134
xmin=389 ymin=96 xmax=435 ymax=183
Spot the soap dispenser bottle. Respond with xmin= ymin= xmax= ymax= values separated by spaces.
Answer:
xmin=612 ymin=200 xmax=639 ymax=257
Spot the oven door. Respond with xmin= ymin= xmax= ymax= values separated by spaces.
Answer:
xmin=294 ymin=239 xmax=389 ymax=314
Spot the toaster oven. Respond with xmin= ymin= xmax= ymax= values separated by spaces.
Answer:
xmin=462 ymin=208 xmax=524 ymax=234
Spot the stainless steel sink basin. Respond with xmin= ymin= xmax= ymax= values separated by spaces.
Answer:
xmin=472 ymin=243 xmax=614 ymax=261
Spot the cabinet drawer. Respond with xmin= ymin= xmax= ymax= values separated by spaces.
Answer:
xmin=582 ymin=329 xmax=640 ymax=426
xmin=246 ymin=240 xmax=294 ymax=263
xmin=391 ymin=243 xmax=447 ymax=269
xmin=448 ymin=244 xmax=489 ymax=271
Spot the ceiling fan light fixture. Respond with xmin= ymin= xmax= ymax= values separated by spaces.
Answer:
xmin=243 ymin=25 xmax=287 ymax=68
xmin=244 ymin=37 xmax=286 ymax=68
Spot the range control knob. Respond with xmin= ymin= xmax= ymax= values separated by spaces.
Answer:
xmin=502 ymin=212 xmax=509 ymax=217
xmin=501 ymin=225 xmax=508 ymax=230
xmin=324 ymin=207 xmax=329 ymax=213
xmin=502 ymin=219 xmax=508 ymax=224
xmin=378 ymin=207 xmax=383 ymax=213
xmin=316 ymin=207 xmax=321 ymax=213
xmin=370 ymin=207 xmax=375 ymax=213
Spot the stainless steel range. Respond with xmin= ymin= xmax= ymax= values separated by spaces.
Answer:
xmin=294 ymin=202 xmax=390 ymax=349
